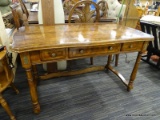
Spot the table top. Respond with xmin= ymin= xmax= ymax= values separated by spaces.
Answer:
xmin=12 ymin=23 xmax=154 ymax=53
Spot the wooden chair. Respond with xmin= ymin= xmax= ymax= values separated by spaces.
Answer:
xmin=68 ymin=0 xmax=100 ymax=23
xmin=0 ymin=50 xmax=19 ymax=120
xmin=97 ymin=0 xmax=108 ymax=18
xmin=68 ymin=0 xmax=100 ymax=65
xmin=10 ymin=3 xmax=28 ymax=30
xmin=63 ymin=0 xmax=76 ymax=15
xmin=18 ymin=0 xmax=29 ymax=19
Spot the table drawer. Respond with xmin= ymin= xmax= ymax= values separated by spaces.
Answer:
xmin=69 ymin=44 xmax=120 ymax=58
xmin=121 ymin=42 xmax=144 ymax=52
xmin=40 ymin=48 xmax=66 ymax=61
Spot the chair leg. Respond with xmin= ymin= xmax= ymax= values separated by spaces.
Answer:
xmin=0 ymin=94 xmax=16 ymax=120
xmin=115 ymin=54 xmax=119 ymax=66
xmin=90 ymin=57 xmax=93 ymax=65
xmin=10 ymin=83 xmax=19 ymax=94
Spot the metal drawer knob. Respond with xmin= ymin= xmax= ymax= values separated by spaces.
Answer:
xmin=129 ymin=45 xmax=133 ymax=48
xmin=79 ymin=49 xmax=84 ymax=53
xmin=108 ymin=46 xmax=113 ymax=50
xmin=51 ymin=53 xmax=56 ymax=57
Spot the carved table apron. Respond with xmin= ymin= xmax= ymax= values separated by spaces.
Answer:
xmin=12 ymin=23 xmax=154 ymax=114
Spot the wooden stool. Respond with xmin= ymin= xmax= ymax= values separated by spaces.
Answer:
xmin=0 ymin=50 xmax=19 ymax=120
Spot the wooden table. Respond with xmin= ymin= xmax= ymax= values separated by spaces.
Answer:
xmin=12 ymin=23 xmax=153 ymax=114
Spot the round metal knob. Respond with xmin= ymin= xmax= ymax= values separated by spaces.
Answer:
xmin=51 ymin=53 xmax=56 ymax=57
xmin=129 ymin=44 xmax=133 ymax=48
xmin=108 ymin=46 xmax=113 ymax=50
xmin=79 ymin=49 xmax=84 ymax=53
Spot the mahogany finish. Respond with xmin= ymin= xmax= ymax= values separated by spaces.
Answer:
xmin=12 ymin=23 xmax=153 ymax=113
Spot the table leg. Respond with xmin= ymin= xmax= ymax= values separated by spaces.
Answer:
xmin=20 ymin=52 xmax=40 ymax=114
xmin=32 ymin=65 xmax=38 ymax=86
xmin=0 ymin=93 xmax=16 ymax=120
xmin=127 ymin=52 xmax=142 ymax=91
xmin=25 ymin=68 xmax=40 ymax=114
xmin=105 ymin=55 xmax=112 ymax=68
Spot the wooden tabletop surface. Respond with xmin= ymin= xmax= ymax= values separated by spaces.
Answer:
xmin=12 ymin=23 xmax=154 ymax=53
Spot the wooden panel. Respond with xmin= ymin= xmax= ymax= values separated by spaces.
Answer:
xmin=41 ymin=0 xmax=54 ymax=25
xmin=69 ymin=44 xmax=121 ymax=58
xmin=40 ymin=48 xmax=66 ymax=61
xmin=121 ymin=41 xmax=144 ymax=52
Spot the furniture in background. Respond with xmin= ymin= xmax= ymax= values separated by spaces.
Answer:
xmin=0 ymin=50 xmax=19 ymax=120
xmin=19 ymin=0 xmax=29 ymax=19
xmin=98 ymin=0 xmax=126 ymax=22
xmin=140 ymin=15 xmax=160 ymax=69
xmin=122 ymin=0 xmax=140 ymax=28
xmin=0 ymin=0 xmax=14 ymax=28
xmin=0 ymin=0 xmax=12 ymax=15
xmin=23 ymin=0 xmax=39 ymax=24
xmin=97 ymin=0 xmax=108 ymax=18
xmin=68 ymin=1 xmax=100 ymax=23
xmin=12 ymin=23 xmax=153 ymax=113
xmin=68 ymin=0 xmax=100 ymax=65
xmin=10 ymin=3 xmax=28 ymax=30
xmin=63 ymin=0 xmax=76 ymax=16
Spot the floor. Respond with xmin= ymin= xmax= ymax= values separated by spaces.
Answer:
xmin=0 ymin=53 xmax=160 ymax=120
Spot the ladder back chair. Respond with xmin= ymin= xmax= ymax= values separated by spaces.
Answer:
xmin=10 ymin=3 xmax=28 ymax=30
xmin=18 ymin=0 xmax=29 ymax=19
xmin=0 ymin=50 xmax=19 ymax=120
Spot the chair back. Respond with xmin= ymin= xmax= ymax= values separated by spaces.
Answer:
xmin=10 ymin=3 xmax=28 ymax=29
xmin=63 ymin=0 xmax=76 ymax=15
xmin=68 ymin=0 xmax=100 ymax=23
xmin=97 ymin=0 xmax=108 ymax=18
xmin=18 ymin=0 xmax=29 ymax=18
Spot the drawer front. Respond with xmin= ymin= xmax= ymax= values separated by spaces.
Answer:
xmin=40 ymin=49 xmax=66 ymax=61
xmin=121 ymin=42 xmax=144 ymax=51
xmin=69 ymin=44 xmax=120 ymax=58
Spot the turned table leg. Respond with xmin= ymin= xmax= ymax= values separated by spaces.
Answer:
xmin=25 ymin=68 xmax=40 ymax=113
xmin=32 ymin=65 xmax=38 ymax=86
xmin=127 ymin=52 xmax=142 ymax=91
xmin=0 ymin=93 xmax=16 ymax=120
xmin=105 ymin=55 xmax=112 ymax=69
xmin=20 ymin=52 xmax=40 ymax=114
